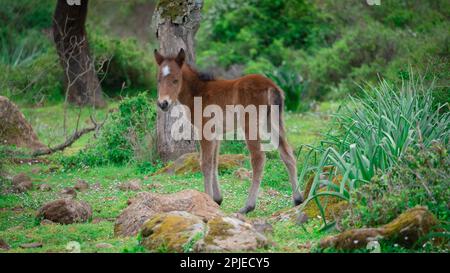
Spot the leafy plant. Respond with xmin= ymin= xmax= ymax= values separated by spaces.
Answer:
xmin=265 ymin=65 xmax=307 ymax=112
xmin=62 ymin=93 xmax=157 ymax=167
xmin=299 ymin=76 xmax=449 ymax=227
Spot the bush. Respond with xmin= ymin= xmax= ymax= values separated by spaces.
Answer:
xmin=340 ymin=141 xmax=449 ymax=231
xmin=62 ymin=93 xmax=157 ymax=167
xmin=299 ymin=76 xmax=449 ymax=226
xmin=90 ymin=30 xmax=157 ymax=95
xmin=198 ymin=0 xmax=328 ymax=68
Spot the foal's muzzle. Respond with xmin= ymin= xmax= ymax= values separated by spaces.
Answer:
xmin=157 ymin=100 xmax=170 ymax=111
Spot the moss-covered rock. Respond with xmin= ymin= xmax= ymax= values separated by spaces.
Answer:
xmin=195 ymin=216 xmax=269 ymax=252
xmin=320 ymin=206 xmax=439 ymax=250
xmin=114 ymin=189 xmax=223 ymax=237
xmin=154 ymin=153 xmax=246 ymax=175
xmin=140 ymin=211 xmax=205 ymax=252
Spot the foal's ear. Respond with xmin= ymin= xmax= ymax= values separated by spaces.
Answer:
xmin=154 ymin=49 xmax=164 ymax=65
xmin=175 ymin=48 xmax=185 ymax=67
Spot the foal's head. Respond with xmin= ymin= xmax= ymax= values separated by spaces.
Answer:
xmin=153 ymin=48 xmax=185 ymax=111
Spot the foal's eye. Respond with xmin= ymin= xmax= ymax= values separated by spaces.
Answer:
xmin=173 ymin=79 xmax=179 ymax=84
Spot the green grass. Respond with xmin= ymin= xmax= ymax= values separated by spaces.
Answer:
xmin=0 ymin=101 xmax=338 ymax=253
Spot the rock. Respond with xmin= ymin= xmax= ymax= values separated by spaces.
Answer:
xmin=37 ymin=199 xmax=92 ymax=224
xmin=114 ymin=189 xmax=223 ymax=237
xmin=118 ymin=179 xmax=142 ymax=191
xmin=140 ymin=211 xmax=205 ymax=252
xmin=296 ymin=212 xmax=309 ymax=225
xmin=60 ymin=187 xmax=77 ymax=199
xmin=234 ymin=168 xmax=252 ymax=180
xmin=154 ymin=153 xmax=246 ymax=175
xmin=40 ymin=219 xmax=55 ymax=226
xmin=195 ymin=216 xmax=269 ymax=252
xmin=74 ymin=179 xmax=89 ymax=192
xmin=0 ymin=96 xmax=45 ymax=149
xmin=39 ymin=184 xmax=52 ymax=192
xmin=12 ymin=173 xmax=33 ymax=193
xmin=20 ymin=242 xmax=43 ymax=249
xmin=251 ymin=219 xmax=274 ymax=234
xmin=320 ymin=206 xmax=439 ymax=250
xmin=95 ymin=243 xmax=113 ymax=249
xmin=0 ymin=239 xmax=10 ymax=250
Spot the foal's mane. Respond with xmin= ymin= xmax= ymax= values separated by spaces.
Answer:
xmin=185 ymin=63 xmax=215 ymax=82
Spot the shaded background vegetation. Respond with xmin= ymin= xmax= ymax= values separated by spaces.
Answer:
xmin=1 ymin=0 xmax=448 ymax=108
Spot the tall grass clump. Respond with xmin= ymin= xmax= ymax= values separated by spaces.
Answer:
xmin=299 ymin=76 xmax=449 ymax=226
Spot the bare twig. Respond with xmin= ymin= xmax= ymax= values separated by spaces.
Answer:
xmin=32 ymin=114 xmax=106 ymax=157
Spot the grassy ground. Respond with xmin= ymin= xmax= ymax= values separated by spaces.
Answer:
xmin=0 ymin=101 xmax=340 ymax=253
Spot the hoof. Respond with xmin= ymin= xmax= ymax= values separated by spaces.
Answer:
xmin=238 ymin=205 xmax=255 ymax=214
xmin=214 ymin=197 xmax=223 ymax=206
xmin=293 ymin=194 xmax=304 ymax=206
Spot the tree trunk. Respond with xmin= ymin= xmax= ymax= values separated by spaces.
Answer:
xmin=153 ymin=0 xmax=203 ymax=161
xmin=53 ymin=0 xmax=105 ymax=108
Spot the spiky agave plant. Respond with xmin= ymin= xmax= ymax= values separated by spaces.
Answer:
xmin=298 ymin=75 xmax=449 ymax=227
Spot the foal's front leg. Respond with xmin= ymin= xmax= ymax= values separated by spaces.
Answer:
xmin=200 ymin=139 xmax=222 ymax=204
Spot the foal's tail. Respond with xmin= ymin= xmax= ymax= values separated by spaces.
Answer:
xmin=268 ymin=86 xmax=287 ymax=142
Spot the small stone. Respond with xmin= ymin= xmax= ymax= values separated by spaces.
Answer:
xmin=0 ymin=239 xmax=10 ymax=250
xmin=118 ymin=179 xmax=142 ymax=192
xmin=295 ymin=212 xmax=309 ymax=225
xmin=95 ymin=243 xmax=113 ymax=249
xmin=37 ymin=199 xmax=92 ymax=224
xmin=252 ymin=219 xmax=274 ymax=234
xmin=74 ymin=179 xmax=89 ymax=192
xmin=40 ymin=219 xmax=55 ymax=226
xmin=20 ymin=242 xmax=43 ymax=249
xmin=60 ymin=187 xmax=77 ymax=199
xmin=298 ymin=242 xmax=312 ymax=250
xmin=39 ymin=184 xmax=52 ymax=192
xmin=234 ymin=168 xmax=252 ymax=180
xmin=12 ymin=173 xmax=31 ymax=186
xmin=147 ymin=183 xmax=162 ymax=190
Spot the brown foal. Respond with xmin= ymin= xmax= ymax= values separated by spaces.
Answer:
xmin=154 ymin=48 xmax=303 ymax=213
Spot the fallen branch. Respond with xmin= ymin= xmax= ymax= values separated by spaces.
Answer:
xmin=32 ymin=115 xmax=105 ymax=157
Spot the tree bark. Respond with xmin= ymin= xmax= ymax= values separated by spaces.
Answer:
xmin=53 ymin=0 xmax=105 ymax=108
xmin=153 ymin=0 xmax=202 ymax=161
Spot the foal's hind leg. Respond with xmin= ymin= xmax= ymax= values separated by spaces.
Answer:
xmin=211 ymin=140 xmax=223 ymax=205
xmin=278 ymin=136 xmax=303 ymax=205
xmin=239 ymin=140 xmax=265 ymax=214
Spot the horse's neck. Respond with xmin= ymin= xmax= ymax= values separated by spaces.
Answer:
xmin=178 ymin=68 xmax=205 ymax=111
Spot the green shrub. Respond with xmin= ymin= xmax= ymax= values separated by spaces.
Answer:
xmin=198 ymin=0 xmax=329 ymax=68
xmin=264 ymin=66 xmax=307 ymax=112
xmin=62 ymin=93 xmax=157 ymax=167
xmin=90 ymin=30 xmax=157 ymax=95
xmin=340 ymin=141 xmax=449 ymax=235
xmin=299 ymin=76 xmax=449 ymax=227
